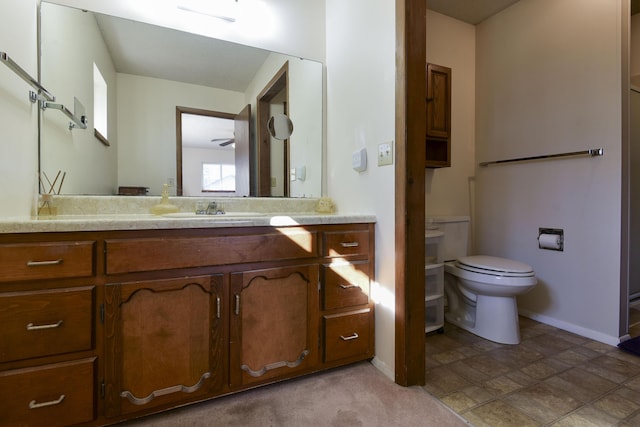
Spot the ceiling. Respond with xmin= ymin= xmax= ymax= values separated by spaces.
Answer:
xmin=429 ymin=0 xmax=640 ymax=24
xmin=427 ymin=0 xmax=522 ymax=25
xmin=181 ymin=114 xmax=235 ymax=150
xmin=90 ymin=11 xmax=269 ymax=150
xmin=94 ymin=13 xmax=269 ymax=92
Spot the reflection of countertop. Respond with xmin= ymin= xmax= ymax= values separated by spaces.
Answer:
xmin=0 ymin=213 xmax=376 ymax=234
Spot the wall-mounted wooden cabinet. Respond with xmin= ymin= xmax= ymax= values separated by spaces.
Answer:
xmin=426 ymin=63 xmax=451 ymax=168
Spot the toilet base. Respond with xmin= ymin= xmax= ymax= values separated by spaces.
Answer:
xmin=445 ymin=294 xmax=522 ymax=345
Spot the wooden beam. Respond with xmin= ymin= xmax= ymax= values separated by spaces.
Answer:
xmin=395 ymin=0 xmax=426 ymax=386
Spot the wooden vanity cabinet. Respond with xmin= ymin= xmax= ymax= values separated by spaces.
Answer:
xmin=0 ymin=238 xmax=98 ymax=427
xmin=0 ymin=223 xmax=374 ymax=426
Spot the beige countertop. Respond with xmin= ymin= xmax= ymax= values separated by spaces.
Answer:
xmin=0 ymin=196 xmax=375 ymax=233
xmin=0 ymin=213 xmax=376 ymax=233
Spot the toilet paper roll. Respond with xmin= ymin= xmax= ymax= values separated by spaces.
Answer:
xmin=538 ymin=233 xmax=562 ymax=250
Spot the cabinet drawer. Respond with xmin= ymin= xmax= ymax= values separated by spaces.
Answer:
xmin=0 ymin=358 xmax=95 ymax=427
xmin=0 ymin=241 xmax=95 ymax=283
xmin=324 ymin=308 xmax=372 ymax=363
xmin=323 ymin=262 xmax=370 ymax=310
xmin=0 ymin=287 xmax=94 ymax=363
xmin=106 ymin=229 xmax=318 ymax=274
xmin=323 ymin=230 xmax=369 ymax=257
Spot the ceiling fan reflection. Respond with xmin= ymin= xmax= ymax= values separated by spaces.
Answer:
xmin=211 ymin=138 xmax=235 ymax=147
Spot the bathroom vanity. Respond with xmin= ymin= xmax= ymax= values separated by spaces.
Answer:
xmin=0 ymin=212 xmax=375 ymax=426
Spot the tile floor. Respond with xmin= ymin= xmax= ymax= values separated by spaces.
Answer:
xmin=424 ymin=317 xmax=640 ymax=426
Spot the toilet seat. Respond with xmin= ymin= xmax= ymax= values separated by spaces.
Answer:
xmin=456 ymin=255 xmax=534 ymax=278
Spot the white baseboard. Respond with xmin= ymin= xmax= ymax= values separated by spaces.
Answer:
xmin=371 ymin=356 xmax=394 ymax=381
xmin=519 ymin=309 xmax=621 ymax=347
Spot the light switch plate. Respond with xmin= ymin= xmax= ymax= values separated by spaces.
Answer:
xmin=378 ymin=141 xmax=393 ymax=166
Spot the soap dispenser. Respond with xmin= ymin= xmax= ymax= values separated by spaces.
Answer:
xmin=151 ymin=184 xmax=180 ymax=215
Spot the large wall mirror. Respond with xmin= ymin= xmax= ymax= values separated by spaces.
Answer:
xmin=39 ymin=1 xmax=323 ymax=197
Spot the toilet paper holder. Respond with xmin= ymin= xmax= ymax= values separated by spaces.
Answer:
xmin=538 ymin=228 xmax=564 ymax=251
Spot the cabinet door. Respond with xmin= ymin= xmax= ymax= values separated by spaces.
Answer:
xmin=426 ymin=63 xmax=451 ymax=139
xmin=426 ymin=63 xmax=452 ymax=168
xmin=229 ymin=265 xmax=319 ymax=388
xmin=104 ymin=275 xmax=225 ymax=417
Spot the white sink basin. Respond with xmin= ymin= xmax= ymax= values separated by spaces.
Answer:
xmin=162 ymin=212 xmax=265 ymax=218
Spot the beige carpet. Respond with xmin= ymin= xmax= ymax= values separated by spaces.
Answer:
xmin=121 ymin=361 xmax=468 ymax=426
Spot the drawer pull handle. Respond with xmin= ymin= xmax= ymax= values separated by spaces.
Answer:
xmin=340 ymin=242 xmax=360 ymax=248
xmin=234 ymin=294 xmax=240 ymax=316
xmin=340 ymin=332 xmax=359 ymax=341
xmin=26 ymin=320 xmax=64 ymax=331
xmin=29 ymin=395 xmax=65 ymax=409
xmin=340 ymin=283 xmax=360 ymax=290
xmin=27 ymin=259 xmax=63 ymax=267
xmin=216 ymin=296 xmax=221 ymax=319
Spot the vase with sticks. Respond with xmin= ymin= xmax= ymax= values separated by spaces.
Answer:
xmin=38 ymin=170 xmax=66 ymax=217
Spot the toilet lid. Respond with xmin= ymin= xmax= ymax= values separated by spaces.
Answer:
xmin=456 ymin=255 xmax=535 ymax=277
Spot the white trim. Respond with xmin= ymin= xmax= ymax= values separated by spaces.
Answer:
xmin=370 ymin=356 xmax=394 ymax=381
xmin=519 ymin=309 xmax=621 ymax=346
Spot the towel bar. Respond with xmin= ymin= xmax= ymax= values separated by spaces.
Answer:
xmin=0 ymin=51 xmax=54 ymax=102
xmin=479 ymin=148 xmax=603 ymax=167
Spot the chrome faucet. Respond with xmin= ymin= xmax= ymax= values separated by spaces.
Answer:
xmin=206 ymin=202 xmax=218 ymax=215
xmin=195 ymin=201 xmax=225 ymax=215
xmin=205 ymin=202 xmax=225 ymax=215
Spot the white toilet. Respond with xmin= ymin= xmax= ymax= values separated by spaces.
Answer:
xmin=428 ymin=216 xmax=537 ymax=344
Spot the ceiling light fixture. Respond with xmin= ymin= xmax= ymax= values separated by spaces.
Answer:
xmin=177 ymin=0 xmax=238 ymax=23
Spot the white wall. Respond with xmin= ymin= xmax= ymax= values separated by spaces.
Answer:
xmin=40 ymin=3 xmax=118 ymax=195
xmin=0 ymin=1 xmax=39 ymax=217
xmin=425 ymin=11 xmax=476 ymax=219
xmin=475 ymin=0 xmax=623 ymax=344
xmin=326 ymin=0 xmax=396 ymax=378
xmin=117 ymin=74 xmax=246 ymax=196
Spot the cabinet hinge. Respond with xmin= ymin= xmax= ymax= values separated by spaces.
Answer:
xmin=100 ymin=379 xmax=105 ymax=399
xmin=100 ymin=303 xmax=105 ymax=324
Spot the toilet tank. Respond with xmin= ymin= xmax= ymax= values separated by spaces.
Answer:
xmin=427 ymin=216 xmax=470 ymax=261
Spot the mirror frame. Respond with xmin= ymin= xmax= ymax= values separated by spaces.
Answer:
xmin=257 ymin=62 xmax=289 ymax=196
xmin=175 ymin=106 xmax=236 ymax=197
